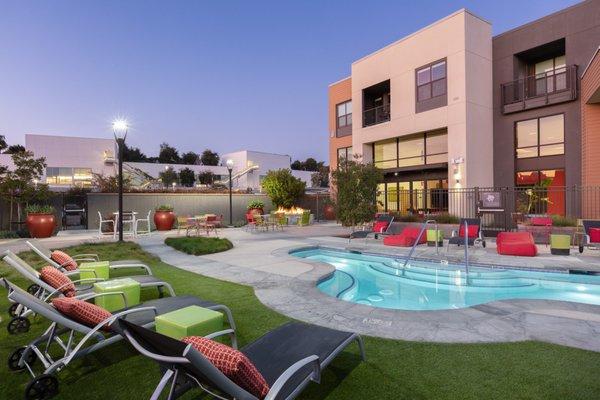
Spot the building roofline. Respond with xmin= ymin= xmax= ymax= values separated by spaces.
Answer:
xmin=582 ymin=46 xmax=600 ymax=78
xmin=25 ymin=133 xmax=114 ymax=142
xmin=224 ymin=149 xmax=292 ymax=158
xmin=493 ymin=0 xmax=586 ymax=40
xmin=328 ymin=76 xmax=351 ymax=87
xmin=351 ymin=8 xmax=490 ymax=66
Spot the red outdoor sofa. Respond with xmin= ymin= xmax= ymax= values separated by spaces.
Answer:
xmin=496 ymin=232 xmax=538 ymax=257
xmin=383 ymin=226 xmax=426 ymax=247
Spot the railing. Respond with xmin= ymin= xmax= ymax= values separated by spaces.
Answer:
xmin=462 ymin=219 xmax=470 ymax=285
xmin=500 ymin=65 xmax=577 ymax=113
xmin=402 ymin=219 xmax=438 ymax=269
xmin=362 ymin=104 xmax=390 ymax=127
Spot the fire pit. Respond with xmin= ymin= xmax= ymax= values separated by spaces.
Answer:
xmin=274 ymin=207 xmax=313 ymax=225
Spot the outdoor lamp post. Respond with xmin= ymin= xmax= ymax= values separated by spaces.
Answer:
xmin=112 ymin=119 xmax=128 ymax=242
xmin=226 ymin=159 xmax=234 ymax=227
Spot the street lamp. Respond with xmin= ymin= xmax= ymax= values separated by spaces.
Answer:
xmin=226 ymin=159 xmax=234 ymax=227
xmin=112 ymin=119 xmax=128 ymax=242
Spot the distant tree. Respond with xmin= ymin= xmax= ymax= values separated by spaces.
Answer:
xmin=159 ymin=168 xmax=179 ymax=187
xmin=158 ymin=143 xmax=180 ymax=164
xmin=311 ymin=165 xmax=330 ymax=187
xmin=92 ymin=173 xmax=132 ymax=193
xmin=122 ymin=144 xmax=148 ymax=162
xmin=261 ymin=169 xmax=306 ymax=208
xmin=290 ymin=160 xmax=303 ymax=170
xmin=5 ymin=144 xmax=26 ymax=154
xmin=197 ymin=170 xmax=215 ymax=185
xmin=200 ymin=149 xmax=219 ymax=166
xmin=181 ymin=151 xmax=200 ymax=165
xmin=0 ymin=135 xmax=7 ymax=152
xmin=303 ymin=158 xmax=319 ymax=171
xmin=179 ymin=168 xmax=196 ymax=187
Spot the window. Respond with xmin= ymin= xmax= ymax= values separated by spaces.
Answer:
xmin=374 ymin=139 xmax=397 ymax=169
xmin=373 ymin=130 xmax=448 ymax=169
xmin=516 ymin=114 xmax=564 ymax=158
xmin=337 ymin=146 xmax=353 ymax=166
xmin=46 ymin=167 xmax=93 ymax=186
xmin=416 ymin=60 xmax=447 ymax=102
xmin=398 ymin=136 xmax=424 ymax=167
xmin=336 ymin=101 xmax=352 ymax=131
xmin=534 ymin=55 xmax=566 ymax=93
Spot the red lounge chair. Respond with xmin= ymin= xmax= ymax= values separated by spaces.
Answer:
xmin=496 ymin=232 xmax=538 ymax=257
xmin=579 ymin=220 xmax=600 ymax=253
xmin=383 ymin=226 xmax=426 ymax=247
xmin=349 ymin=214 xmax=394 ymax=242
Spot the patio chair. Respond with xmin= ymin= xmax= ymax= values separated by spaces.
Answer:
xmin=114 ymin=211 xmax=136 ymax=238
xmin=26 ymin=239 xmax=153 ymax=276
xmin=348 ymin=214 xmax=394 ymax=243
xmin=134 ymin=210 xmax=152 ymax=236
xmin=2 ymin=278 xmax=235 ymax=400
xmin=447 ymin=218 xmax=486 ymax=250
xmin=579 ymin=220 xmax=600 ymax=253
xmin=252 ymin=214 xmax=271 ymax=231
xmin=245 ymin=213 xmax=257 ymax=231
xmin=177 ymin=216 xmax=197 ymax=236
xmin=297 ymin=210 xmax=311 ymax=227
xmin=118 ymin=318 xmax=365 ymax=400
xmin=97 ymin=211 xmax=114 ymax=237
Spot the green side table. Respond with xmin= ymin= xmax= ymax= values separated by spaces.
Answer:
xmin=79 ymin=261 xmax=110 ymax=281
xmin=155 ymin=305 xmax=223 ymax=340
xmin=93 ymin=278 xmax=140 ymax=312
xmin=550 ymin=234 xmax=571 ymax=256
xmin=426 ymin=229 xmax=444 ymax=247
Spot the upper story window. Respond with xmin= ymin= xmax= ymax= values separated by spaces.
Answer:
xmin=416 ymin=60 xmax=447 ymax=113
xmin=373 ymin=130 xmax=448 ymax=169
xmin=337 ymin=146 xmax=353 ymax=167
xmin=516 ymin=114 xmax=564 ymax=159
xmin=46 ymin=167 xmax=93 ymax=186
xmin=336 ymin=101 xmax=352 ymax=137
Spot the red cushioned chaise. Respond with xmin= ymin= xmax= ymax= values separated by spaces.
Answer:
xmin=496 ymin=232 xmax=537 ymax=257
xmin=383 ymin=226 xmax=426 ymax=247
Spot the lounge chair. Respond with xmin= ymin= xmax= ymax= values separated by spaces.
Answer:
xmin=578 ymin=220 xmax=600 ymax=253
xmin=447 ymin=218 xmax=486 ymax=250
xmin=2 ymin=278 xmax=236 ymax=400
xmin=26 ymin=239 xmax=153 ymax=276
xmin=118 ymin=318 xmax=365 ymax=400
xmin=383 ymin=226 xmax=426 ymax=247
xmin=349 ymin=214 xmax=394 ymax=243
xmin=496 ymin=232 xmax=538 ymax=257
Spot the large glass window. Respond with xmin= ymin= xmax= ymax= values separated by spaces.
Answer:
xmin=46 ymin=167 xmax=92 ymax=186
xmin=416 ymin=60 xmax=447 ymax=102
xmin=516 ymin=114 xmax=564 ymax=158
xmin=336 ymin=101 xmax=352 ymax=132
xmin=534 ymin=55 xmax=566 ymax=93
xmin=374 ymin=139 xmax=397 ymax=169
xmin=373 ymin=131 xmax=448 ymax=169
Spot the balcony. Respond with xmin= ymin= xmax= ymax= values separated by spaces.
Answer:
xmin=363 ymin=104 xmax=390 ymax=127
xmin=501 ymin=65 xmax=577 ymax=114
xmin=362 ymin=80 xmax=390 ymax=127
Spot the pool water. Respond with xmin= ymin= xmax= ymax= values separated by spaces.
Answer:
xmin=290 ymin=248 xmax=600 ymax=310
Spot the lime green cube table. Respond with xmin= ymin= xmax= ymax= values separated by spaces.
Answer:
xmin=155 ymin=305 xmax=223 ymax=340
xmin=79 ymin=261 xmax=110 ymax=281
xmin=550 ymin=234 xmax=571 ymax=255
xmin=426 ymin=229 xmax=444 ymax=247
xmin=93 ymin=278 xmax=140 ymax=312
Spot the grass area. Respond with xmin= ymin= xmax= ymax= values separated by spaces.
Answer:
xmin=165 ymin=236 xmax=233 ymax=255
xmin=1 ymin=242 xmax=600 ymax=399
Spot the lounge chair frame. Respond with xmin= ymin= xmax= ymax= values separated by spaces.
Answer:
xmin=446 ymin=218 xmax=486 ymax=251
xmin=348 ymin=214 xmax=395 ymax=243
xmin=578 ymin=220 xmax=600 ymax=253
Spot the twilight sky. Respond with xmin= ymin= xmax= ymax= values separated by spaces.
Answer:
xmin=0 ymin=0 xmax=579 ymax=162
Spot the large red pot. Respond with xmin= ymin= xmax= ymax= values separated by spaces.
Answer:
xmin=324 ymin=204 xmax=336 ymax=220
xmin=26 ymin=213 xmax=56 ymax=238
xmin=247 ymin=207 xmax=264 ymax=216
xmin=154 ymin=211 xmax=175 ymax=231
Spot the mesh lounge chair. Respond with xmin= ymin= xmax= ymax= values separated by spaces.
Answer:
xmin=118 ymin=318 xmax=365 ymax=400
xmin=2 ymin=250 xmax=175 ymax=333
xmin=447 ymin=218 xmax=486 ymax=250
xmin=26 ymin=239 xmax=153 ymax=276
xmin=2 ymin=278 xmax=235 ymax=400
xmin=579 ymin=220 xmax=600 ymax=253
xmin=349 ymin=214 xmax=394 ymax=243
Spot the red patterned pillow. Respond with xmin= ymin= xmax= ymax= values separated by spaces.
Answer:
xmin=182 ymin=336 xmax=269 ymax=399
xmin=40 ymin=266 xmax=76 ymax=297
xmin=51 ymin=250 xmax=78 ymax=271
xmin=52 ymin=297 xmax=113 ymax=331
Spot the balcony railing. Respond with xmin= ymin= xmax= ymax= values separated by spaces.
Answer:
xmin=500 ymin=65 xmax=577 ymax=114
xmin=363 ymin=104 xmax=390 ymax=127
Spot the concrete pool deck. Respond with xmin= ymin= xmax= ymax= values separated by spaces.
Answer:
xmin=3 ymin=224 xmax=600 ymax=352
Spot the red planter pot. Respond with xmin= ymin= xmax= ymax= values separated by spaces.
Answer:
xmin=26 ymin=213 xmax=56 ymax=238
xmin=247 ymin=207 xmax=264 ymax=216
xmin=323 ymin=205 xmax=335 ymax=220
xmin=154 ymin=211 xmax=175 ymax=231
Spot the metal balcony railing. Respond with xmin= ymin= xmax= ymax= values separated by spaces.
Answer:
xmin=362 ymin=104 xmax=390 ymax=127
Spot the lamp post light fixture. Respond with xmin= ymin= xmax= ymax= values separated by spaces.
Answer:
xmin=226 ymin=159 xmax=234 ymax=227
xmin=112 ymin=119 xmax=128 ymax=242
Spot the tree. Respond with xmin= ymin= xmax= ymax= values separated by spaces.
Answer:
xmin=261 ymin=169 xmax=306 ymax=208
xmin=159 ymin=168 xmax=179 ymax=187
xmin=0 ymin=135 xmax=7 ymax=152
xmin=311 ymin=165 xmax=330 ymax=187
xmin=197 ymin=170 xmax=215 ymax=185
xmin=291 ymin=158 xmax=321 ymax=171
xmin=5 ymin=144 xmax=26 ymax=154
xmin=331 ymin=160 xmax=382 ymax=227
xmin=123 ymin=144 xmax=148 ymax=162
xmin=290 ymin=160 xmax=303 ymax=170
xmin=181 ymin=151 xmax=199 ymax=165
xmin=158 ymin=143 xmax=180 ymax=164
xmin=200 ymin=149 xmax=219 ymax=166
xmin=179 ymin=168 xmax=196 ymax=187
xmin=92 ymin=173 xmax=131 ymax=192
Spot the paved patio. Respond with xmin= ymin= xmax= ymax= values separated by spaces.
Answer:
xmin=3 ymin=224 xmax=600 ymax=352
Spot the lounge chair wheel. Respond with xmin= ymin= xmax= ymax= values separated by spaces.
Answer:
xmin=579 ymin=246 xmax=584 ymax=253
xmin=8 ymin=303 xmax=21 ymax=317
xmin=482 ymin=240 xmax=486 ymax=248
xmin=8 ymin=346 xmax=36 ymax=371
xmin=25 ymin=374 xmax=59 ymax=400
xmin=7 ymin=316 xmax=30 ymax=335
xmin=27 ymin=284 xmax=40 ymax=295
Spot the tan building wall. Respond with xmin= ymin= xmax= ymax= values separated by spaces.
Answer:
xmin=328 ymin=77 xmax=353 ymax=171
xmin=582 ymin=48 xmax=600 ymax=187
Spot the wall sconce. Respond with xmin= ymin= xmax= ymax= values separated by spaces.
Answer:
xmin=451 ymin=157 xmax=464 ymax=184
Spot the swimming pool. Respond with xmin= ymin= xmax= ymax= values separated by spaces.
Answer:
xmin=290 ymin=247 xmax=600 ymax=310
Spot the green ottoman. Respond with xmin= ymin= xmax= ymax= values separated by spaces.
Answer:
xmin=93 ymin=278 xmax=140 ymax=312
xmin=79 ymin=261 xmax=110 ymax=281
xmin=155 ymin=305 xmax=223 ymax=340
xmin=550 ymin=234 xmax=571 ymax=255
xmin=426 ymin=229 xmax=444 ymax=247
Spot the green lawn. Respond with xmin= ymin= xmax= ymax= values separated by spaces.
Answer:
xmin=1 ymin=242 xmax=600 ymax=399
xmin=165 ymin=236 xmax=233 ymax=255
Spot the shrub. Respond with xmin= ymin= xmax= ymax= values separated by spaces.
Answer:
xmin=247 ymin=200 xmax=265 ymax=210
xmin=0 ymin=231 xmax=19 ymax=239
xmin=25 ymin=204 xmax=55 ymax=214
xmin=393 ymin=213 xmax=421 ymax=222
xmin=179 ymin=168 xmax=196 ymax=187
xmin=155 ymin=204 xmax=174 ymax=212
xmin=430 ymin=212 xmax=459 ymax=224
xmin=551 ymin=215 xmax=577 ymax=227
xmin=261 ymin=169 xmax=306 ymax=209
xmin=165 ymin=237 xmax=233 ymax=255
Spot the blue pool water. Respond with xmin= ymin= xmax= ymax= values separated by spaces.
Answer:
xmin=290 ymin=248 xmax=600 ymax=310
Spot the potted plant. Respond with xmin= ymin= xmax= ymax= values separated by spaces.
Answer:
xmin=25 ymin=204 xmax=56 ymax=238
xmin=154 ymin=204 xmax=175 ymax=231
xmin=247 ymin=200 xmax=265 ymax=216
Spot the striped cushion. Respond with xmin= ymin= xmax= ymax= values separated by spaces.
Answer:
xmin=40 ymin=266 xmax=76 ymax=297
xmin=51 ymin=250 xmax=78 ymax=271
xmin=182 ymin=336 xmax=270 ymax=399
xmin=52 ymin=297 xmax=113 ymax=331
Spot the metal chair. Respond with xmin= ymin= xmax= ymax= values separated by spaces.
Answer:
xmin=135 ymin=210 xmax=152 ymax=236
xmin=97 ymin=211 xmax=114 ymax=237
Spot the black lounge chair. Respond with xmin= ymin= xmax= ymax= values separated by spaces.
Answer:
xmin=447 ymin=218 xmax=486 ymax=249
xmin=119 ymin=318 xmax=365 ymax=400
xmin=349 ymin=214 xmax=394 ymax=243
xmin=579 ymin=220 xmax=600 ymax=253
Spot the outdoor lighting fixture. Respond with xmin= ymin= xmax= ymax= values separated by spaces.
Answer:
xmin=172 ymin=181 xmax=176 ymax=191
xmin=112 ymin=118 xmax=129 ymax=242
xmin=226 ymin=159 xmax=234 ymax=227
xmin=451 ymin=157 xmax=464 ymax=185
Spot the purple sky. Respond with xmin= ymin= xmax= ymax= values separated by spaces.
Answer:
xmin=0 ymin=0 xmax=579 ymax=162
